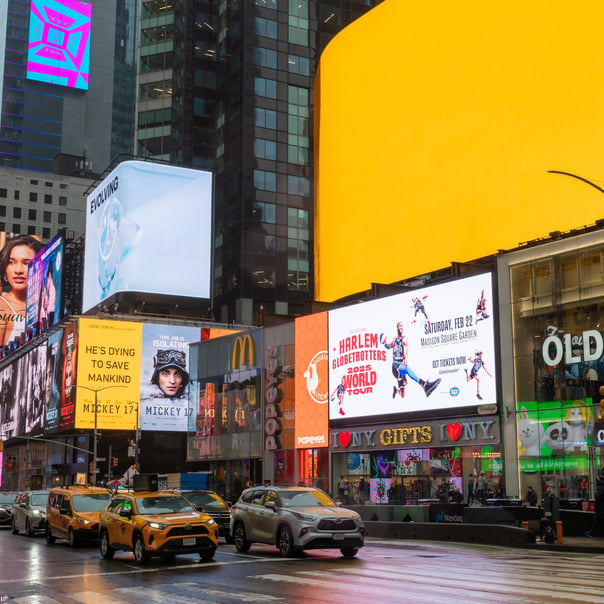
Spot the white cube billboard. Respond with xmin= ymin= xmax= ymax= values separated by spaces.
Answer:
xmin=328 ymin=273 xmax=496 ymax=420
xmin=83 ymin=161 xmax=212 ymax=312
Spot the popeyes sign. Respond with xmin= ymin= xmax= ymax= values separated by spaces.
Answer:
xmin=331 ymin=416 xmax=500 ymax=450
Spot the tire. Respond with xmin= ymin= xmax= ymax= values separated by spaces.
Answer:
xmin=133 ymin=534 xmax=150 ymax=564
xmin=340 ymin=547 xmax=358 ymax=558
xmin=26 ymin=519 xmax=34 ymax=538
xmin=68 ymin=528 xmax=78 ymax=548
xmin=199 ymin=547 xmax=216 ymax=562
xmin=100 ymin=530 xmax=115 ymax=560
xmin=45 ymin=524 xmax=56 ymax=544
xmin=11 ymin=518 xmax=18 ymax=535
xmin=233 ymin=522 xmax=251 ymax=553
xmin=277 ymin=525 xmax=295 ymax=557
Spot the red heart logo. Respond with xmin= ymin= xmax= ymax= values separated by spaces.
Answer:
xmin=338 ymin=431 xmax=351 ymax=448
xmin=446 ymin=423 xmax=462 ymax=441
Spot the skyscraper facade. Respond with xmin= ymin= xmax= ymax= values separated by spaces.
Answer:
xmin=136 ymin=0 xmax=383 ymax=324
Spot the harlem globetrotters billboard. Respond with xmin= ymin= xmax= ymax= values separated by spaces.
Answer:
xmin=328 ymin=273 xmax=497 ymax=420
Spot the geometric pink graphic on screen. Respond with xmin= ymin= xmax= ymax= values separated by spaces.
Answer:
xmin=26 ymin=0 xmax=92 ymax=90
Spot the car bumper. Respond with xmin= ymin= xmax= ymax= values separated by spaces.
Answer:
xmin=147 ymin=534 xmax=218 ymax=556
xmin=295 ymin=529 xmax=364 ymax=551
xmin=74 ymin=524 xmax=101 ymax=542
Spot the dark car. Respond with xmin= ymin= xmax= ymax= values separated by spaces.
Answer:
xmin=0 ymin=492 xmax=17 ymax=527
xmin=181 ymin=490 xmax=233 ymax=543
xmin=12 ymin=491 xmax=49 ymax=536
xmin=230 ymin=485 xmax=365 ymax=557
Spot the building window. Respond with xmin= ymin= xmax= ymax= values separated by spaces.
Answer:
xmin=27 ymin=226 xmax=36 ymax=235
xmin=43 ymin=227 xmax=50 ymax=239
xmin=0 ymin=223 xmax=4 ymax=231
xmin=255 ymin=77 xmax=277 ymax=99
xmin=59 ymin=183 xmax=67 ymax=190
xmin=255 ymin=17 xmax=277 ymax=39
xmin=288 ymin=54 xmax=310 ymax=76
xmin=288 ymin=85 xmax=310 ymax=166
xmin=255 ymin=47 xmax=277 ymax=69
xmin=253 ymin=201 xmax=276 ymax=224
xmin=44 ymin=194 xmax=52 ymax=204
xmin=255 ymin=0 xmax=277 ymax=8
xmin=28 ymin=209 xmax=36 ymax=220
xmin=0 ymin=206 xmax=5 ymax=217
xmin=58 ymin=213 xmax=66 ymax=225
xmin=254 ymin=139 xmax=277 ymax=161
xmin=43 ymin=211 xmax=51 ymax=222
xmin=254 ymin=169 xmax=277 ymax=192
xmin=45 ymin=181 xmax=53 ymax=187
xmin=29 ymin=192 xmax=37 ymax=202
xmin=13 ymin=207 xmax=21 ymax=219
xmin=30 ymin=179 xmax=38 ymax=185
xmin=14 ymin=190 xmax=19 ymax=200
xmin=12 ymin=224 xmax=21 ymax=234
xmin=255 ymin=108 xmax=277 ymax=130
xmin=288 ymin=175 xmax=309 ymax=196
xmin=0 ymin=188 xmax=6 ymax=198
xmin=59 ymin=196 xmax=67 ymax=206
xmin=288 ymin=0 xmax=309 ymax=46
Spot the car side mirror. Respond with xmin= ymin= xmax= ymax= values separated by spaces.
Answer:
xmin=194 ymin=504 xmax=205 ymax=513
xmin=119 ymin=508 xmax=132 ymax=518
xmin=264 ymin=501 xmax=276 ymax=510
xmin=60 ymin=508 xmax=71 ymax=516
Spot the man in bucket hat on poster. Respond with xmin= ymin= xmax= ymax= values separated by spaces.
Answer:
xmin=151 ymin=349 xmax=189 ymax=399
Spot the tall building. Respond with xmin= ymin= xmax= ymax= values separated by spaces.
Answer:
xmin=136 ymin=0 xmax=383 ymax=324
xmin=0 ymin=0 xmax=138 ymax=239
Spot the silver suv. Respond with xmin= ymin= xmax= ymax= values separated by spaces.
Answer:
xmin=230 ymin=485 xmax=364 ymax=558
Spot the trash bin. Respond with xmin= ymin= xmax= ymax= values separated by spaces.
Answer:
xmin=543 ymin=489 xmax=560 ymax=522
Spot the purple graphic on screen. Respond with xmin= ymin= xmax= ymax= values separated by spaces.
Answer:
xmin=26 ymin=0 xmax=92 ymax=90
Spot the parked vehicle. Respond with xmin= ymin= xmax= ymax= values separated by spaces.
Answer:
xmin=181 ymin=490 xmax=233 ymax=543
xmin=99 ymin=488 xmax=219 ymax=563
xmin=0 ymin=492 xmax=17 ymax=527
xmin=230 ymin=485 xmax=365 ymax=557
xmin=46 ymin=485 xmax=112 ymax=547
xmin=12 ymin=491 xmax=49 ymax=536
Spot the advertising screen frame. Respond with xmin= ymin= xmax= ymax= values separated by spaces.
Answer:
xmin=82 ymin=160 xmax=213 ymax=312
xmin=328 ymin=272 xmax=497 ymax=421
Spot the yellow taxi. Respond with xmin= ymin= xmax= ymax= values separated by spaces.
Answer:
xmin=99 ymin=488 xmax=219 ymax=563
xmin=46 ymin=485 xmax=112 ymax=547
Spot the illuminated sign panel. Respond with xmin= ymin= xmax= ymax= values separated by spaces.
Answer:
xmin=295 ymin=312 xmax=329 ymax=448
xmin=316 ymin=2 xmax=604 ymax=301
xmin=75 ymin=318 xmax=141 ymax=430
xmin=328 ymin=273 xmax=496 ymax=420
xmin=26 ymin=234 xmax=63 ymax=332
xmin=82 ymin=161 xmax=213 ymax=312
xmin=139 ymin=323 xmax=200 ymax=432
xmin=26 ymin=0 xmax=91 ymax=90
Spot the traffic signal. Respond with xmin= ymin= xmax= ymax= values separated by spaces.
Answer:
xmin=112 ymin=457 xmax=118 ymax=467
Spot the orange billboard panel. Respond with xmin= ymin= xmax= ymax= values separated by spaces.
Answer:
xmin=294 ymin=312 xmax=328 ymax=448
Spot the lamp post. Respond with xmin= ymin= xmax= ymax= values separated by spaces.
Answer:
xmin=74 ymin=384 xmax=126 ymax=485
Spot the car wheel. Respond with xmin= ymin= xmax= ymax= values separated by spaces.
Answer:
xmin=26 ymin=519 xmax=34 ymax=538
xmin=233 ymin=522 xmax=251 ymax=553
xmin=340 ymin=547 xmax=358 ymax=558
xmin=133 ymin=534 xmax=150 ymax=564
xmin=100 ymin=530 xmax=115 ymax=560
xmin=199 ymin=547 xmax=216 ymax=562
xmin=45 ymin=524 xmax=56 ymax=544
xmin=277 ymin=525 xmax=295 ymax=557
xmin=68 ymin=528 xmax=78 ymax=548
xmin=224 ymin=534 xmax=235 ymax=545
xmin=11 ymin=518 xmax=18 ymax=535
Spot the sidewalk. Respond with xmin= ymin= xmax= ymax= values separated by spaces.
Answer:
xmin=529 ymin=533 xmax=604 ymax=554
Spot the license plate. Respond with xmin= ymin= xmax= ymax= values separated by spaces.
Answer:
xmin=333 ymin=533 xmax=344 ymax=540
xmin=183 ymin=537 xmax=196 ymax=546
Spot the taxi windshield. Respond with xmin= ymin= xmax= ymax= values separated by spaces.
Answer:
xmin=135 ymin=496 xmax=194 ymax=514
xmin=72 ymin=493 xmax=112 ymax=512
xmin=185 ymin=492 xmax=228 ymax=510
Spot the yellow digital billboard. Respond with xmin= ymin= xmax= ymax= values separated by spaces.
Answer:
xmin=75 ymin=318 xmax=142 ymax=430
xmin=315 ymin=0 xmax=604 ymax=301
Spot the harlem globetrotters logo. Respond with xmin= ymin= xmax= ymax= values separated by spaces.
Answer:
xmin=304 ymin=350 xmax=329 ymax=404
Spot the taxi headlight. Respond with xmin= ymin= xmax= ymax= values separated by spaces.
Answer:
xmin=206 ymin=518 xmax=216 ymax=526
xmin=148 ymin=521 xmax=169 ymax=530
xmin=77 ymin=517 xmax=91 ymax=525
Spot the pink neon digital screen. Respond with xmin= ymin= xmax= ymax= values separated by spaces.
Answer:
xmin=26 ymin=0 xmax=91 ymax=90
